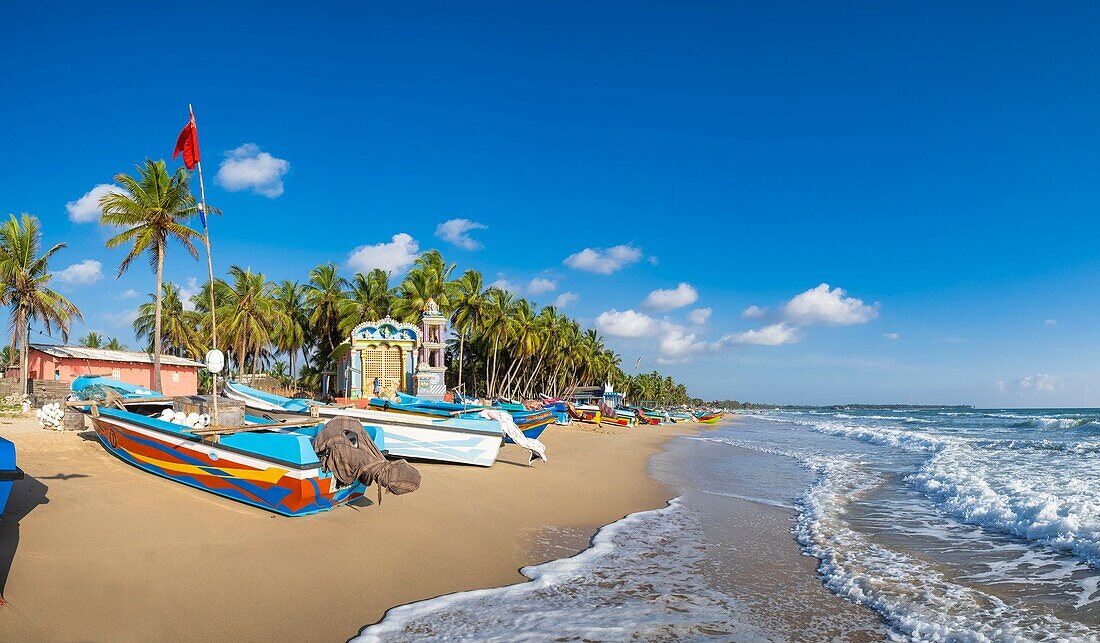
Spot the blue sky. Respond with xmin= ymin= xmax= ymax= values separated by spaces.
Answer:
xmin=2 ymin=2 xmax=1100 ymax=406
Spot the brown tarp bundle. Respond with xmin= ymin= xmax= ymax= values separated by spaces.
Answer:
xmin=313 ymin=417 xmax=421 ymax=504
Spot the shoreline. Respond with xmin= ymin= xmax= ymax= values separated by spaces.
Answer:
xmin=0 ymin=416 xmax=701 ymax=641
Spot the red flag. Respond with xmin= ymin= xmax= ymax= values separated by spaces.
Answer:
xmin=173 ymin=114 xmax=201 ymax=170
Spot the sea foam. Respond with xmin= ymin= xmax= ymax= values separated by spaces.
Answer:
xmin=354 ymin=498 xmax=763 ymax=642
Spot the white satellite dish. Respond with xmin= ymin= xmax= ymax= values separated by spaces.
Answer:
xmin=205 ymin=349 xmax=225 ymax=374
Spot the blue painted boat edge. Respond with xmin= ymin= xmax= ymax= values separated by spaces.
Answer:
xmin=90 ymin=423 xmax=362 ymax=517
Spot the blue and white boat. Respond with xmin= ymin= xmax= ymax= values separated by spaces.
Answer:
xmin=0 ymin=435 xmax=23 ymax=517
xmin=223 ymin=381 xmax=505 ymax=467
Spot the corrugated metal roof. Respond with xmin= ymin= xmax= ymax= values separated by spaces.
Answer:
xmin=30 ymin=344 xmax=203 ymax=368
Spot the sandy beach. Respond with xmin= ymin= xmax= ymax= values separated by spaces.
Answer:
xmin=0 ymin=417 xmax=699 ymax=641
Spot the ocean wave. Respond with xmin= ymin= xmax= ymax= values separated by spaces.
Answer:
xmin=794 ymin=455 xmax=1098 ymax=641
xmin=806 ymin=420 xmax=953 ymax=453
xmin=709 ymin=436 xmax=1098 ymax=640
xmin=1010 ymin=417 xmax=1100 ymax=431
xmin=354 ymin=498 xmax=763 ymax=642
xmin=910 ymin=445 xmax=1100 ymax=570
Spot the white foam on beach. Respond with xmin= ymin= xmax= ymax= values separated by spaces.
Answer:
xmin=767 ymin=411 xmax=1100 ymax=574
xmin=911 ymin=443 xmax=1100 ymax=569
xmin=354 ymin=498 xmax=764 ymax=642
xmin=703 ymin=433 xmax=1099 ymax=641
xmin=793 ymin=455 xmax=1098 ymax=642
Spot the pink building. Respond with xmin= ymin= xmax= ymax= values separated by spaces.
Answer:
xmin=8 ymin=344 xmax=203 ymax=397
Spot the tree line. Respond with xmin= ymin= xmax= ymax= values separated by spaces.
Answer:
xmin=2 ymin=158 xmax=694 ymax=404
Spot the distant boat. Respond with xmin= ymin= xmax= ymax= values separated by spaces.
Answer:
xmin=223 ymin=381 xmax=505 ymax=467
xmin=567 ymin=402 xmax=602 ymax=425
xmin=370 ymin=393 xmax=556 ymax=442
xmin=0 ymin=435 xmax=23 ymax=517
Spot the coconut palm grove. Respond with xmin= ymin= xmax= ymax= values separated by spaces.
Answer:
xmin=3 ymin=158 xmax=695 ymax=406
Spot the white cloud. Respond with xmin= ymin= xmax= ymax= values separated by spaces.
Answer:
xmin=741 ymin=305 xmax=768 ymax=319
xmin=178 ymin=277 xmax=201 ymax=312
xmin=489 ymin=276 xmax=521 ymax=293
xmin=648 ymin=256 xmax=659 ymax=266
xmin=435 ymin=218 xmax=487 ymax=250
xmin=688 ymin=307 xmax=712 ymax=325
xmin=994 ymin=380 xmax=1006 ymax=394
xmin=554 ymin=292 xmax=578 ymax=308
xmin=214 ymin=143 xmax=290 ymax=198
xmin=118 ymin=288 xmax=139 ymax=300
xmin=1045 ymin=319 xmax=1058 ymax=326
xmin=658 ymin=328 xmax=710 ymax=362
xmin=731 ymin=323 xmax=800 ymax=346
xmin=643 ymin=282 xmax=698 ymax=311
xmin=527 ymin=277 xmax=557 ymax=295
xmin=655 ymin=321 xmax=737 ymax=363
xmin=784 ymin=283 xmax=878 ymax=326
xmin=347 ymin=233 xmax=419 ymax=274
xmin=883 ymin=332 xmax=899 ymax=340
xmin=563 ymin=244 xmax=643 ymax=274
xmin=595 ymin=309 xmax=659 ymax=338
xmin=55 ymin=259 xmax=103 ymax=285
xmin=66 ymin=184 xmax=125 ymax=223
xmin=1018 ymin=373 xmax=1056 ymax=392
xmin=102 ymin=308 xmax=139 ymax=328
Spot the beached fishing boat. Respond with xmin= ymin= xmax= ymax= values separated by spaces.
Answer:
xmin=567 ymin=402 xmax=602 ymax=425
xmin=369 ymin=393 xmax=556 ymax=441
xmin=224 ymin=381 xmax=506 ymax=467
xmin=71 ymin=375 xmax=175 ymax=413
xmin=73 ymin=401 xmax=372 ymax=516
xmin=0 ymin=435 xmax=23 ymax=517
xmin=695 ymin=411 xmax=722 ymax=424
xmin=536 ymin=397 xmax=572 ymax=425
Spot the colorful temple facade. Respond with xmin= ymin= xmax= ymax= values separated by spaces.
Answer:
xmin=334 ymin=299 xmax=449 ymax=401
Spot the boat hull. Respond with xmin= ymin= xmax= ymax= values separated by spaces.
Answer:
xmin=0 ymin=436 xmax=22 ymax=516
xmin=504 ymin=416 xmax=554 ymax=443
xmin=87 ymin=410 xmax=363 ymax=516
xmin=246 ymin=406 xmax=503 ymax=467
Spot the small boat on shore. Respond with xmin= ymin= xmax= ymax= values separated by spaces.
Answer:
xmin=72 ymin=401 xmax=371 ymax=516
xmin=566 ymin=402 xmax=602 ymax=425
xmin=369 ymin=393 xmax=556 ymax=441
xmin=0 ymin=435 xmax=23 ymax=517
xmin=224 ymin=381 xmax=506 ymax=467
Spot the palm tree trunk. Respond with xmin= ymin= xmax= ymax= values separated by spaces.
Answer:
xmin=18 ymin=313 xmax=28 ymax=397
xmin=523 ymin=353 xmax=545 ymax=398
xmin=456 ymin=330 xmax=466 ymax=394
xmin=152 ymin=247 xmax=164 ymax=392
xmin=489 ymin=337 xmax=499 ymax=398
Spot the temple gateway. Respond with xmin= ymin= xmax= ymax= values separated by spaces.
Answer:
xmin=334 ymin=299 xmax=448 ymax=401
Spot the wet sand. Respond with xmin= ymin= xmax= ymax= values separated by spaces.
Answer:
xmin=0 ymin=417 xmax=699 ymax=641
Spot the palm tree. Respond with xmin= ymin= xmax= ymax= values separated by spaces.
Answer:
xmin=215 ymin=266 xmax=282 ymax=377
xmin=482 ymin=287 xmax=515 ymax=398
xmin=80 ymin=331 xmax=104 ymax=348
xmin=449 ymin=269 xmax=486 ymax=394
xmin=273 ymin=280 xmax=307 ymax=381
xmin=134 ymin=282 xmax=200 ymax=357
xmin=0 ymin=214 xmax=82 ymax=394
xmin=304 ymin=264 xmax=349 ymax=369
xmin=104 ymin=337 xmax=127 ymax=351
xmin=99 ymin=159 xmax=213 ymax=391
xmin=341 ymin=269 xmax=393 ymax=334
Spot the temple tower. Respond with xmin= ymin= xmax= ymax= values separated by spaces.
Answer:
xmin=415 ymin=298 xmax=448 ymax=401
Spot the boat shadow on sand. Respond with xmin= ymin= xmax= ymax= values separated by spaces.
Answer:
xmin=0 ymin=473 xmax=51 ymax=603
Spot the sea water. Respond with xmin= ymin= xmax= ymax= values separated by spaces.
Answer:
xmin=356 ymin=410 xmax=1100 ymax=641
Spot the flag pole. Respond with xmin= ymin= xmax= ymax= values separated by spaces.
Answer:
xmin=189 ymin=103 xmax=220 ymax=425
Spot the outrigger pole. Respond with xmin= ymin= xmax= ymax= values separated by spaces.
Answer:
xmin=189 ymin=103 xmax=220 ymax=425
